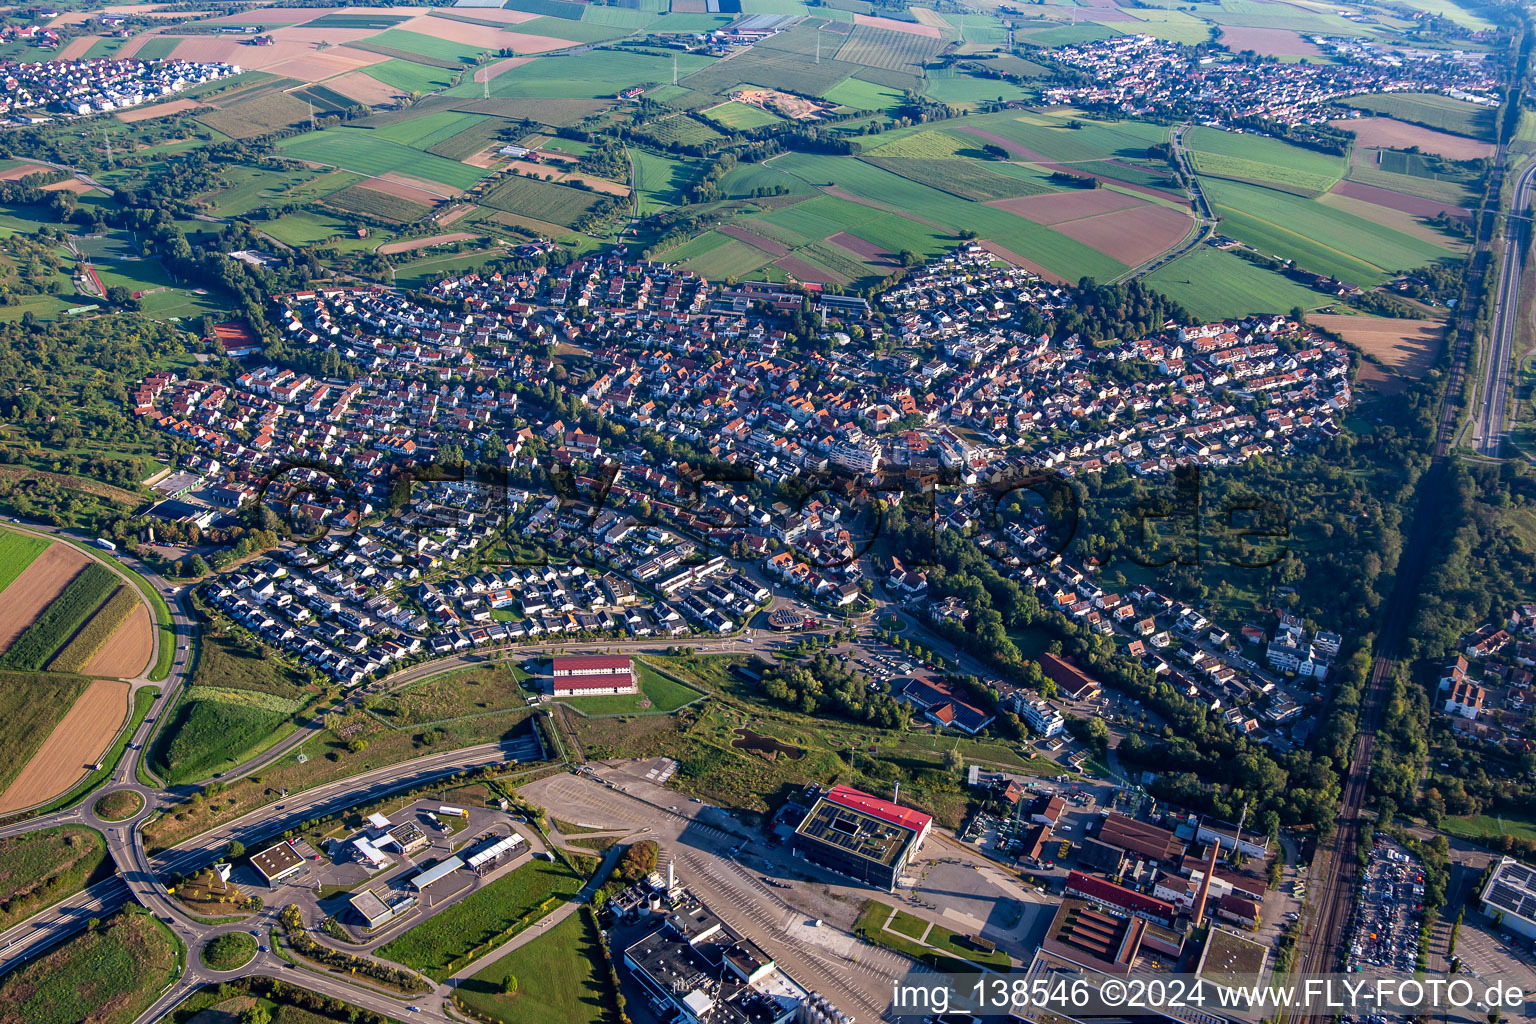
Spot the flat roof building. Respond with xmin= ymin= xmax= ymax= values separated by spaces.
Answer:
xmin=384 ymin=819 xmax=429 ymax=855
xmin=791 ymin=784 xmax=931 ymax=891
xmin=410 ymin=855 xmax=464 ymax=891
xmin=349 ymin=888 xmax=418 ymax=929
xmin=1482 ymin=857 xmax=1536 ymax=940
xmin=251 ymin=840 xmax=307 ymax=887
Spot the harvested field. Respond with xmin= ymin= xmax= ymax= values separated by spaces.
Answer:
xmin=436 ymin=204 xmax=474 ymax=226
xmin=41 ymin=179 xmax=99 ymax=194
xmin=975 ymin=239 xmax=1069 ymax=285
xmin=720 ymin=223 xmax=789 ymax=256
xmin=431 ymin=7 xmax=539 ymax=23
xmin=0 ymin=163 xmax=51 ymax=181
xmin=266 ymin=52 xmax=384 ymax=81
xmin=853 ymin=13 xmax=942 ymax=37
xmin=115 ymin=97 xmax=204 ymax=122
xmin=1318 ymin=192 xmax=1467 ymax=247
xmin=476 ymin=55 xmax=535 ymax=82
xmin=0 ymin=544 xmax=89 ymax=654
xmin=379 ymin=231 xmax=478 ymax=254
xmin=1217 ymin=27 xmax=1321 ymax=56
xmin=1310 ymin=313 xmax=1443 ymax=393
xmin=82 ymin=604 xmax=153 ymax=678
xmin=0 ymin=679 xmax=129 ymax=814
xmin=826 ymin=231 xmax=898 ymax=268
xmin=377 ymin=172 xmax=461 ymax=201
xmin=1055 ymin=204 xmax=1193 ymax=265
xmin=775 ymin=255 xmax=849 ymax=286
xmin=986 ymin=188 xmax=1143 ymax=225
xmin=57 ymin=35 xmax=101 ymax=60
xmin=325 ymin=69 xmax=406 ymax=106
xmin=1328 ymin=117 xmax=1494 ymax=160
xmin=398 ymin=13 xmax=535 ymax=47
xmin=168 ymin=34 xmax=384 ymax=79
xmin=1329 ymin=178 xmax=1469 ymax=218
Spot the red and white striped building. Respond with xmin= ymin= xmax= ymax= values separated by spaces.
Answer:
xmin=549 ymin=655 xmax=637 ymax=697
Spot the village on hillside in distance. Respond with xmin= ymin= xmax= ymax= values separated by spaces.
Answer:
xmin=2 ymin=0 xmax=1536 ymax=1022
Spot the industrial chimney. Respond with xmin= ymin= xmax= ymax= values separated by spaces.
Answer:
xmin=1190 ymin=839 xmax=1220 ymax=926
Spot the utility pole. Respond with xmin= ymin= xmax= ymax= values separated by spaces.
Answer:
xmin=308 ymin=100 xmax=315 ymax=129
xmin=672 ymin=53 xmax=678 ymax=85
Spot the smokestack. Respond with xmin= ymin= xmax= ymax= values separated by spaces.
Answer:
xmin=893 ymin=781 xmax=900 ymax=806
xmin=1190 ymin=839 xmax=1220 ymax=926
xmin=667 ymin=860 xmax=676 ymax=890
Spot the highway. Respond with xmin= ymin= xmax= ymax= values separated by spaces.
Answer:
xmin=1471 ymin=157 xmax=1536 ymax=456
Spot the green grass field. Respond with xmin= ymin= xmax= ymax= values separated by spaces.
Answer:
xmin=201 ymin=931 xmax=257 ymax=971
xmin=371 ymin=663 xmax=527 ymax=727
xmin=821 ymin=76 xmax=905 ymax=112
xmin=364 ymin=28 xmax=490 ymax=63
xmin=0 ymin=826 xmax=109 ymax=933
xmin=1342 ymin=92 xmax=1497 ymax=140
xmin=484 ymin=49 xmax=715 ymax=98
xmin=0 ymin=528 xmax=48 ymax=593
xmin=661 ymin=230 xmax=775 ymax=278
xmin=277 ymin=129 xmax=487 ymax=191
xmin=322 ymin=185 xmax=433 ymax=224
xmin=0 ymin=910 xmax=180 ymax=1024
xmin=631 ymin=149 xmax=693 ymax=215
xmin=458 ymin=910 xmax=615 ymax=1024
xmin=2 ymin=562 xmax=117 ymax=671
xmin=1144 ymin=245 xmax=1330 ymax=320
xmin=366 ymin=110 xmax=490 ymax=149
xmin=377 ymin=859 xmax=584 ymax=980
xmin=1204 ymin=177 xmax=1456 ymax=285
xmin=1186 ymin=126 xmax=1346 ymax=196
xmin=365 ymin=58 xmax=460 ymax=96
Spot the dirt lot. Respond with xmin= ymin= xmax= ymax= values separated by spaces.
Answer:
xmin=0 ymin=679 xmax=129 ymax=814
xmin=82 ymin=603 xmax=154 ymax=678
xmin=1311 ymin=313 xmax=1445 ymax=394
xmin=0 ymin=544 xmax=89 ymax=654
xmin=435 ymin=205 xmax=474 ymax=226
xmin=378 ymin=231 xmax=478 ymax=254
xmin=1218 ymin=27 xmax=1321 ymax=56
xmin=736 ymin=89 xmax=829 ymax=121
xmin=116 ymin=97 xmax=205 ymax=123
xmin=1328 ymin=117 xmax=1494 ymax=160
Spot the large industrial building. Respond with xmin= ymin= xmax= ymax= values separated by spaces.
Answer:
xmin=549 ymin=654 xmax=638 ymax=697
xmin=791 ymin=784 xmax=932 ymax=891
xmin=1481 ymin=856 xmax=1536 ymax=940
xmin=624 ymin=890 xmax=835 ymax=1024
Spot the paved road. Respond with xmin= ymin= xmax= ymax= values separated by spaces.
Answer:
xmin=1472 ymin=157 xmax=1536 ymax=456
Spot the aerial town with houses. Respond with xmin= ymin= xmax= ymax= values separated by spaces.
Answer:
xmin=1043 ymin=33 xmax=1500 ymax=124
xmin=0 ymin=56 xmax=237 ymax=116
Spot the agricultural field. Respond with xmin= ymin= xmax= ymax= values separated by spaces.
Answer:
xmin=194 ymin=92 xmax=314 ymax=140
xmin=631 ymin=149 xmax=694 ymax=215
xmin=1310 ymin=313 xmax=1445 ymax=393
xmin=459 ymin=910 xmax=615 ymax=1024
xmin=277 ymin=129 xmax=489 ymax=192
xmin=369 ymin=663 xmax=527 ymax=727
xmin=1203 ymin=177 xmax=1458 ymax=286
xmin=862 ymin=156 xmax=1053 ymax=202
xmin=1145 ymin=244 xmax=1331 ymax=320
xmin=821 ymin=76 xmax=905 ymax=112
xmin=0 ymin=678 xmax=130 ymax=814
xmin=321 ymin=184 xmax=435 ymax=224
xmin=703 ymin=101 xmax=785 ymax=131
xmin=376 ymin=859 xmax=585 ymax=980
xmin=429 ymin=118 xmax=516 ymax=161
xmin=1342 ymin=92 xmax=1497 ymax=140
xmin=0 ymin=541 xmax=91 ymax=654
xmin=0 ymin=910 xmax=180 ymax=1024
xmin=2 ymin=562 xmax=117 ymax=672
xmin=642 ymin=112 xmax=727 ymax=147
xmin=483 ymin=49 xmax=715 ymax=98
xmin=196 ymin=165 xmax=358 ymax=218
xmin=366 ymin=58 xmax=461 ymax=96
xmin=1329 ymin=116 xmax=1495 ymax=161
xmin=834 ymin=24 xmax=944 ymax=74
xmin=47 ymin=585 xmax=140 ymax=674
xmin=0 ymin=527 xmax=48 ymax=592
xmin=362 ymin=28 xmax=492 ymax=64
xmin=1184 ymin=127 xmax=1346 ymax=196
xmin=0 ymin=826 xmax=109 ymax=933
xmin=478 ymin=173 xmax=604 ymax=226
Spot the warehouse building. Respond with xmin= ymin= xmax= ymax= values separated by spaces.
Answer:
xmin=791 ymin=784 xmax=931 ymax=892
xmin=549 ymin=654 xmax=637 ymax=697
xmin=349 ymin=888 xmax=418 ymax=929
xmin=251 ymin=840 xmax=308 ymax=887
xmin=1481 ymin=857 xmax=1536 ymax=940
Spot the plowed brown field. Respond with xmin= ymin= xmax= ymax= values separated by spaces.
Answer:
xmin=0 ymin=679 xmax=129 ymax=813
xmin=82 ymin=604 xmax=154 ymax=678
xmin=0 ymin=544 xmax=89 ymax=654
